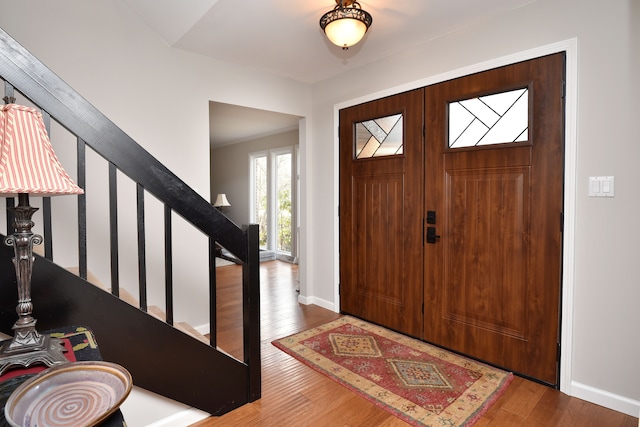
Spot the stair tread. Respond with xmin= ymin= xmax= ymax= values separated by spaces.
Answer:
xmin=65 ymin=267 xmax=106 ymax=289
xmin=177 ymin=322 xmax=209 ymax=344
xmin=65 ymin=268 xmax=210 ymax=345
xmin=148 ymin=305 xmax=166 ymax=321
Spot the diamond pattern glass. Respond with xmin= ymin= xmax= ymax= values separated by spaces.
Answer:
xmin=355 ymin=114 xmax=403 ymax=158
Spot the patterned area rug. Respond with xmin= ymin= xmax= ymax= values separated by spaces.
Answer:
xmin=273 ymin=316 xmax=513 ymax=426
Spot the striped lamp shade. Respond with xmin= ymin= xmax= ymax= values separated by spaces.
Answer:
xmin=0 ymin=104 xmax=83 ymax=196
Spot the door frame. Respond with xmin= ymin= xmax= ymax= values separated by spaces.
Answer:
xmin=332 ymin=38 xmax=578 ymax=394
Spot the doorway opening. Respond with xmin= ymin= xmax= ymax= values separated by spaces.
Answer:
xmin=209 ymin=102 xmax=302 ymax=263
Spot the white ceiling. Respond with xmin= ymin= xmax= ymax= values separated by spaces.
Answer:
xmin=208 ymin=102 xmax=300 ymax=147
xmin=122 ymin=0 xmax=535 ymax=145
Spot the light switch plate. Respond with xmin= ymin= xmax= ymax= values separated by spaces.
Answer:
xmin=588 ymin=176 xmax=615 ymax=197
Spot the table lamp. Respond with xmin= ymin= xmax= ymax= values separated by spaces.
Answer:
xmin=0 ymin=103 xmax=84 ymax=375
xmin=213 ymin=193 xmax=230 ymax=212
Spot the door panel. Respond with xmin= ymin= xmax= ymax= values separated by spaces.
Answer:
xmin=424 ymin=53 xmax=564 ymax=385
xmin=444 ymin=164 xmax=529 ymax=339
xmin=339 ymin=89 xmax=424 ymax=337
xmin=352 ymin=174 xmax=405 ymax=305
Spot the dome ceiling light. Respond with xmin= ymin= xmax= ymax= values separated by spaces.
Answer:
xmin=319 ymin=0 xmax=373 ymax=50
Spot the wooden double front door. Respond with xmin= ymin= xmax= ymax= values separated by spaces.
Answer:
xmin=339 ymin=53 xmax=564 ymax=386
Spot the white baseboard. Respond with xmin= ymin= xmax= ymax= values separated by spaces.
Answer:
xmin=297 ymin=294 xmax=336 ymax=311
xmin=571 ymin=381 xmax=640 ymax=418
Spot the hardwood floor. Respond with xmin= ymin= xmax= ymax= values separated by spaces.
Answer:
xmin=192 ymin=261 xmax=638 ymax=427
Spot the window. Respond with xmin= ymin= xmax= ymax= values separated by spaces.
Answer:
xmin=448 ymin=88 xmax=528 ymax=148
xmin=251 ymin=154 xmax=268 ymax=248
xmin=355 ymin=113 xmax=403 ymax=158
xmin=274 ymin=150 xmax=292 ymax=253
xmin=250 ymin=147 xmax=297 ymax=257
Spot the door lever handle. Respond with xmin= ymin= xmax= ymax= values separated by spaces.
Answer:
xmin=426 ymin=227 xmax=440 ymax=244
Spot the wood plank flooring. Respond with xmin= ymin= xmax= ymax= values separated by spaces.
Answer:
xmin=192 ymin=261 xmax=638 ymax=427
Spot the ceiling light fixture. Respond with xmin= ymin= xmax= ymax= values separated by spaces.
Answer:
xmin=320 ymin=0 xmax=373 ymax=50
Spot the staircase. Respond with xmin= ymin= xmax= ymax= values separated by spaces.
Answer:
xmin=0 ymin=27 xmax=261 ymax=416
xmin=66 ymin=263 xmax=211 ymax=345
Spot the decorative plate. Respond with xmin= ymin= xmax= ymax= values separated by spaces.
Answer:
xmin=4 ymin=361 xmax=132 ymax=427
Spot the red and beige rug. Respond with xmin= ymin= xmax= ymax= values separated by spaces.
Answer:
xmin=273 ymin=316 xmax=513 ymax=426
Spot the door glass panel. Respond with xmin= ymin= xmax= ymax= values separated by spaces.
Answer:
xmin=275 ymin=152 xmax=292 ymax=254
xmin=449 ymin=88 xmax=528 ymax=148
xmin=355 ymin=113 xmax=403 ymax=158
xmin=252 ymin=155 xmax=268 ymax=248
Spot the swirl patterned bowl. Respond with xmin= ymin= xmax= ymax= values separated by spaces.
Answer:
xmin=4 ymin=361 xmax=132 ymax=427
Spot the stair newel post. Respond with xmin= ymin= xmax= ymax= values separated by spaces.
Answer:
xmin=208 ymin=237 xmax=217 ymax=348
xmin=243 ymin=223 xmax=261 ymax=401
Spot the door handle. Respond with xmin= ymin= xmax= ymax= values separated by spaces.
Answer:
xmin=426 ymin=226 xmax=440 ymax=244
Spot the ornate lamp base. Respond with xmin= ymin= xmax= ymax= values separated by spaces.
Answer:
xmin=0 ymin=333 xmax=68 ymax=376
xmin=0 ymin=193 xmax=69 ymax=376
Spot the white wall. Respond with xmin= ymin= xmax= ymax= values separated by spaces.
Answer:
xmin=0 ymin=0 xmax=638 ymax=418
xmin=308 ymin=0 xmax=639 ymax=415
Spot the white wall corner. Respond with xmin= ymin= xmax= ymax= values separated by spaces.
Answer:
xmin=559 ymin=36 xmax=579 ymax=395
xmin=298 ymin=294 xmax=338 ymax=312
xmin=570 ymin=381 xmax=640 ymax=419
